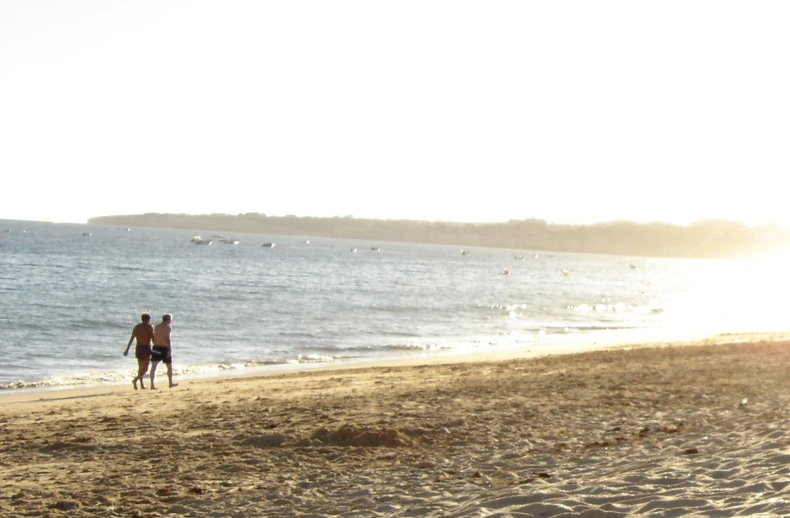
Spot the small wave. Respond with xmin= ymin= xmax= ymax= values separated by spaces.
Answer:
xmin=75 ymin=319 xmax=128 ymax=330
xmin=172 ymin=355 xmax=342 ymax=375
xmin=568 ymin=303 xmax=629 ymax=313
xmin=381 ymin=343 xmax=451 ymax=352
xmin=0 ymin=371 xmax=129 ymax=390
xmin=0 ymin=355 xmax=347 ymax=390
xmin=538 ymin=324 xmax=640 ymax=334
xmin=484 ymin=304 xmax=531 ymax=311
xmin=294 ymin=354 xmax=336 ymax=363
xmin=213 ymin=294 xmax=247 ymax=302
xmin=111 ymin=265 xmax=145 ymax=272
xmin=564 ymin=302 xmax=666 ymax=315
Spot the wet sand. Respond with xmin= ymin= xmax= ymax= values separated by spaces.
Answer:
xmin=3 ymin=336 xmax=790 ymax=517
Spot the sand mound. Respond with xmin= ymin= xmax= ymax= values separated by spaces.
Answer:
xmin=310 ymin=424 xmax=417 ymax=447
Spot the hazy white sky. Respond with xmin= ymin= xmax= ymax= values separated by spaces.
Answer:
xmin=1 ymin=1 xmax=788 ymax=226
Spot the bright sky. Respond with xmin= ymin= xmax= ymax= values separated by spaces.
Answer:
xmin=1 ymin=1 xmax=788 ymax=226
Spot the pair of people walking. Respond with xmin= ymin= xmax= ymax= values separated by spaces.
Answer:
xmin=124 ymin=313 xmax=178 ymax=389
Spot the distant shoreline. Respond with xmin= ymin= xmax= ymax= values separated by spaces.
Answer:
xmin=88 ymin=212 xmax=790 ymax=259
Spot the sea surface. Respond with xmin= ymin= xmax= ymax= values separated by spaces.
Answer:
xmin=1 ymin=219 xmax=788 ymax=391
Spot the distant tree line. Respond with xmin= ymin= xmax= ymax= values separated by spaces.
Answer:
xmin=87 ymin=213 xmax=790 ymax=259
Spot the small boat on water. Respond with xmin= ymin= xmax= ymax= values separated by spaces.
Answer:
xmin=350 ymin=248 xmax=358 ymax=252
xmin=370 ymin=247 xmax=381 ymax=252
xmin=191 ymin=234 xmax=213 ymax=245
xmin=461 ymin=250 xmax=471 ymax=256
xmin=221 ymin=238 xmax=240 ymax=245
xmin=262 ymin=242 xmax=276 ymax=248
xmin=561 ymin=269 xmax=569 ymax=276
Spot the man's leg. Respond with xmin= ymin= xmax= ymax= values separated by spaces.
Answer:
xmin=139 ymin=359 xmax=149 ymax=389
xmin=166 ymin=363 xmax=178 ymax=388
xmin=150 ymin=360 xmax=159 ymax=389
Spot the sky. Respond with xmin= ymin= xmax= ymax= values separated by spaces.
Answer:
xmin=1 ymin=1 xmax=788 ymax=227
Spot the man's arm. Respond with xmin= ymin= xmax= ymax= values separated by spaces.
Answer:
xmin=124 ymin=332 xmax=134 ymax=356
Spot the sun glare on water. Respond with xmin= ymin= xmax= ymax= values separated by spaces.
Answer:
xmin=671 ymin=253 xmax=790 ymax=336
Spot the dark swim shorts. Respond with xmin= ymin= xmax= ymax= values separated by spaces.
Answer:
xmin=135 ymin=344 xmax=151 ymax=360
xmin=151 ymin=345 xmax=172 ymax=364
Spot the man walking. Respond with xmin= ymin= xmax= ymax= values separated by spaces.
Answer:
xmin=150 ymin=313 xmax=178 ymax=389
xmin=124 ymin=312 xmax=154 ymax=390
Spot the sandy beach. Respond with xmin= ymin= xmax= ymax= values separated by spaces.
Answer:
xmin=4 ymin=336 xmax=790 ymax=517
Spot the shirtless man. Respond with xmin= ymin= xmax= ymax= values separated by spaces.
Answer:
xmin=124 ymin=313 xmax=155 ymax=390
xmin=150 ymin=313 xmax=178 ymax=389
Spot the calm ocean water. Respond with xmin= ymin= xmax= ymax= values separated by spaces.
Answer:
xmin=1 ymin=219 xmax=788 ymax=390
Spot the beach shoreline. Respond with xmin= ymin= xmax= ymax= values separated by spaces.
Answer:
xmin=4 ymin=334 xmax=790 ymax=516
xmin=4 ymin=328 xmax=789 ymax=402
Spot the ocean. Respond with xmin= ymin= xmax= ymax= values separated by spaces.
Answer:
xmin=1 ymin=218 xmax=787 ymax=391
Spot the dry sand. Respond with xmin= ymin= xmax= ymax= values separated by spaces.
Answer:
xmin=4 ymin=337 xmax=790 ymax=517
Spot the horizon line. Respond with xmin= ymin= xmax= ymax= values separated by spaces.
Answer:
xmin=79 ymin=213 xmax=788 ymax=230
